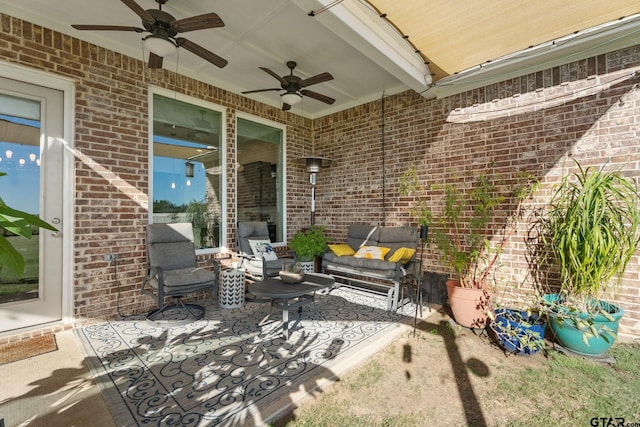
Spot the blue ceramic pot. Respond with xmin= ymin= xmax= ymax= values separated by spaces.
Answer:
xmin=493 ymin=308 xmax=546 ymax=356
xmin=542 ymin=294 xmax=624 ymax=356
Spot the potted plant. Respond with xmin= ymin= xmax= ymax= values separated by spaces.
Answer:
xmin=536 ymin=159 xmax=640 ymax=356
xmin=400 ymin=165 xmax=538 ymax=328
xmin=0 ymin=172 xmax=57 ymax=278
xmin=489 ymin=305 xmax=547 ymax=356
xmin=288 ymin=225 xmax=329 ymax=272
xmin=186 ymin=198 xmax=212 ymax=248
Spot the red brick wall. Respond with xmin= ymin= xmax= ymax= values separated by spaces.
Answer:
xmin=2 ymin=13 xmax=639 ymax=340
xmin=314 ymin=49 xmax=640 ymax=340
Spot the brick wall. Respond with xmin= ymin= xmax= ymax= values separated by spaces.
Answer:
xmin=0 ymin=14 xmax=313 ymax=327
xmin=2 ymin=13 xmax=639 ymax=340
xmin=314 ymin=48 xmax=640 ymax=340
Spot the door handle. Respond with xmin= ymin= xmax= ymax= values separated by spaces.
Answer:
xmin=51 ymin=217 xmax=61 ymax=237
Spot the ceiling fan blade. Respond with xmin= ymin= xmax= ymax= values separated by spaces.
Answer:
xmin=301 ymin=89 xmax=335 ymax=105
xmin=176 ymin=38 xmax=228 ymax=68
xmin=282 ymin=103 xmax=292 ymax=111
xmin=241 ymin=88 xmax=281 ymax=94
xmin=300 ymin=72 xmax=334 ymax=87
xmin=172 ymin=13 xmax=225 ymax=33
xmin=71 ymin=24 xmax=145 ymax=32
xmin=121 ymin=0 xmax=155 ymax=24
xmin=259 ymin=67 xmax=288 ymax=86
xmin=148 ymin=53 xmax=163 ymax=69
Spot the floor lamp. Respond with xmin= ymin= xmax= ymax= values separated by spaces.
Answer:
xmin=299 ymin=156 xmax=331 ymax=225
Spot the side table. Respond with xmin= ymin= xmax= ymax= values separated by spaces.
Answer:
xmin=219 ymin=268 xmax=246 ymax=309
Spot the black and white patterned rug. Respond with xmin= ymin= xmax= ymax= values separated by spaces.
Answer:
xmin=75 ymin=287 xmax=414 ymax=426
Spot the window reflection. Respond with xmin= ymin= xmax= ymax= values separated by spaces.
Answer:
xmin=237 ymin=117 xmax=284 ymax=242
xmin=151 ymin=94 xmax=223 ymax=249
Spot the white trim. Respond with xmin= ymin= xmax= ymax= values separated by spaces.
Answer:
xmin=301 ymin=0 xmax=432 ymax=93
xmin=0 ymin=60 xmax=76 ymax=326
xmin=426 ymin=13 xmax=640 ymax=99
xmin=147 ymin=86 xmax=228 ymax=254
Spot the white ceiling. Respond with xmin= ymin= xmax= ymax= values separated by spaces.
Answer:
xmin=0 ymin=0 xmax=429 ymax=118
xmin=1 ymin=0 xmax=639 ymax=118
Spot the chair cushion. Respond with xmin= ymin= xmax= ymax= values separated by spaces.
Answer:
xmin=248 ymin=239 xmax=278 ymax=261
xmin=237 ymin=221 xmax=270 ymax=254
xmin=150 ymin=267 xmax=216 ymax=295
xmin=241 ymin=257 xmax=284 ymax=278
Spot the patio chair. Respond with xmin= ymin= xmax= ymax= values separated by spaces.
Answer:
xmin=236 ymin=221 xmax=291 ymax=280
xmin=141 ymin=222 xmax=219 ymax=324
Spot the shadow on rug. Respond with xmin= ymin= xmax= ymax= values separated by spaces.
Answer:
xmin=75 ymin=288 xmax=414 ymax=426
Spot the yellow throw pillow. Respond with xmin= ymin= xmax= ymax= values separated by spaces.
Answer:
xmin=354 ymin=246 xmax=391 ymax=260
xmin=388 ymin=247 xmax=416 ymax=263
xmin=329 ymin=243 xmax=356 ymax=256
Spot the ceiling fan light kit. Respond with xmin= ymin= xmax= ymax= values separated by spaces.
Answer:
xmin=144 ymin=35 xmax=177 ymax=57
xmin=281 ymin=92 xmax=302 ymax=106
xmin=242 ymin=61 xmax=335 ymax=111
xmin=72 ymin=0 xmax=227 ymax=69
xmin=72 ymin=1 xmax=335 ymax=106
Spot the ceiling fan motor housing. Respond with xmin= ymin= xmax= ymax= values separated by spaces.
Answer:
xmin=144 ymin=9 xmax=178 ymax=38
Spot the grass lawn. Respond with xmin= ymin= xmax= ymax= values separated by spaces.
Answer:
xmin=0 ymin=235 xmax=39 ymax=302
xmin=276 ymin=310 xmax=640 ymax=427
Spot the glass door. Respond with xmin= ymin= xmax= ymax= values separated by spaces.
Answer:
xmin=0 ymin=77 xmax=64 ymax=332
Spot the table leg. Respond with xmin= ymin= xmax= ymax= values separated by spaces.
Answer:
xmin=282 ymin=298 xmax=290 ymax=339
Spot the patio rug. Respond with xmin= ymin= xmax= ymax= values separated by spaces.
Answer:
xmin=74 ymin=287 xmax=413 ymax=426
xmin=0 ymin=334 xmax=57 ymax=365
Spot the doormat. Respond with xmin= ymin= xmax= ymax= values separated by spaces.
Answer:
xmin=0 ymin=334 xmax=58 ymax=365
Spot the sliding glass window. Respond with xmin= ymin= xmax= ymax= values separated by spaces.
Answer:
xmin=151 ymin=93 xmax=224 ymax=250
xmin=236 ymin=116 xmax=285 ymax=243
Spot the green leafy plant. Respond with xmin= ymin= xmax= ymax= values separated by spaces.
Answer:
xmin=186 ymin=198 xmax=219 ymax=248
xmin=0 ymin=172 xmax=57 ymax=278
xmin=400 ymin=165 xmax=538 ymax=289
xmin=541 ymin=160 xmax=640 ymax=303
xmin=536 ymin=159 xmax=640 ymax=339
xmin=289 ymin=225 xmax=329 ymax=261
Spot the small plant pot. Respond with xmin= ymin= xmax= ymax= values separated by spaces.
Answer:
xmin=491 ymin=308 xmax=546 ymax=356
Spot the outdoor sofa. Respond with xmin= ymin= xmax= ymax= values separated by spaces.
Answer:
xmin=321 ymin=224 xmax=419 ymax=310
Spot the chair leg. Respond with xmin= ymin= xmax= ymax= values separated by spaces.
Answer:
xmin=146 ymin=297 xmax=205 ymax=326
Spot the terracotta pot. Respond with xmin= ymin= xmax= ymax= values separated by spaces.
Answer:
xmin=446 ymin=279 xmax=493 ymax=328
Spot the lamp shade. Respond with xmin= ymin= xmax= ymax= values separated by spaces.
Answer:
xmin=144 ymin=35 xmax=177 ymax=57
xmin=281 ymin=92 xmax=302 ymax=106
xmin=297 ymin=155 xmax=332 ymax=173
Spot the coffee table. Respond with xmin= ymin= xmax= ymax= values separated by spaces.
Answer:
xmin=249 ymin=273 xmax=334 ymax=339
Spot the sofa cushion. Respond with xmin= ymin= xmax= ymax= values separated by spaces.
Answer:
xmin=388 ymin=247 xmax=416 ymax=264
xmin=328 ymin=243 xmax=356 ymax=256
xmin=378 ymin=227 xmax=420 ymax=258
xmin=323 ymin=252 xmax=399 ymax=279
xmin=354 ymin=245 xmax=390 ymax=260
xmin=346 ymin=224 xmax=380 ymax=250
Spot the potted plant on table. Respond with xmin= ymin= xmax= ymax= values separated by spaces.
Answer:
xmin=400 ymin=165 xmax=538 ymax=328
xmin=535 ymin=159 xmax=640 ymax=356
xmin=288 ymin=225 xmax=329 ymax=273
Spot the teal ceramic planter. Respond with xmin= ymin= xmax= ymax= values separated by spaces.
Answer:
xmin=542 ymin=294 xmax=624 ymax=356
